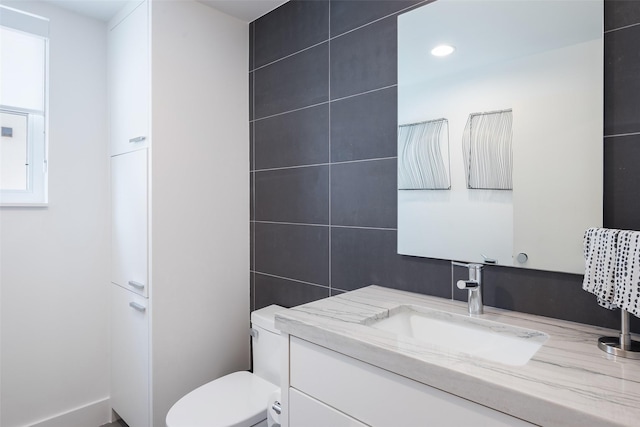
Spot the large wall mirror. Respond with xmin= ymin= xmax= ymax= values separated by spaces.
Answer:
xmin=397 ymin=0 xmax=603 ymax=274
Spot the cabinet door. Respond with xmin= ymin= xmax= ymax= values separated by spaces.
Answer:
xmin=108 ymin=0 xmax=149 ymax=156
xmin=111 ymin=149 xmax=148 ymax=296
xmin=290 ymin=338 xmax=535 ymax=427
xmin=289 ymin=388 xmax=368 ymax=427
xmin=111 ymin=284 xmax=149 ymax=427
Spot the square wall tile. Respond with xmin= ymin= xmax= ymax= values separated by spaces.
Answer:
xmin=255 ymin=43 xmax=329 ymax=119
xmin=330 ymin=0 xmax=426 ymax=37
xmin=331 ymin=86 xmax=397 ymax=162
xmin=330 ymin=16 xmax=397 ymax=99
xmin=255 ymin=0 xmax=329 ymax=68
xmin=255 ymin=222 xmax=329 ymax=285
xmin=331 ymin=159 xmax=397 ymax=228
xmin=331 ymin=227 xmax=451 ymax=297
xmin=604 ymin=24 xmax=640 ymax=135
xmin=604 ymin=134 xmax=640 ymax=230
xmin=605 ymin=0 xmax=640 ymax=32
xmin=255 ymin=104 xmax=329 ymax=169
xmin=255 ymin=166 xmax=329 ymax=224
xmin=255 ymin=273 xmax=330 ymax=309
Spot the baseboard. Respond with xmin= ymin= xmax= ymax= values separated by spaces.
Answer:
xmin=29 ymin=398 xmax=111 ymax=427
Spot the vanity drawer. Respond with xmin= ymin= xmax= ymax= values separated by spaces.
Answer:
xmin=289 ymin=337 xmax=534 ymax=427
xmin=289 ymin=388 xmax=367 ymax=427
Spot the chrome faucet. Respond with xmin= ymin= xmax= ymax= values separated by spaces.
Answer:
xmin=453 ymin=262 xmax=483 ymax=315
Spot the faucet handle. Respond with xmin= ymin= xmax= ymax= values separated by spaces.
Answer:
xmin=457 ymin=280 xmax=479 ymax=290
xmin=452 ymin=261 xmax=470 ymax=268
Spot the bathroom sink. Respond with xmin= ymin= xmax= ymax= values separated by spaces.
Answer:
xmin=368 ymin=305 xmax=548 ymax=366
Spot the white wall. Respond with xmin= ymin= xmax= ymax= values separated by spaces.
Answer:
xmin=0 ymin=2 xmax=110 ymax=426
xmin=150 ymin=1 xmax=250 ymax=424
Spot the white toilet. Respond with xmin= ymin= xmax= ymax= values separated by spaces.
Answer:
xmin=166 ymin=305 xmax=284 ymax=427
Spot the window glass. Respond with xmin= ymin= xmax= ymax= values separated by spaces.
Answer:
xmin=1 ymin=27 xmax=46 ymax=111
xmin=0 ymin=111 xmax=28 ymax=191
xmin=0 ymin=7 xmax=49 ymax=205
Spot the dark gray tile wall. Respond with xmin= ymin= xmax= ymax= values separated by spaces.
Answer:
xmin=254 ymin=42 xmax=329 ymax=119
xmin=250 ymin=0 xmax=640 ymax=332
xmin=330 ymin=87 xmax=398 ymax=162
xmin=255 ymin=104 xmax=329 ymax=169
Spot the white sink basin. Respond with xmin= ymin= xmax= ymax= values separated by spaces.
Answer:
xmin=368 ymin=305 xmax=548 ymax=366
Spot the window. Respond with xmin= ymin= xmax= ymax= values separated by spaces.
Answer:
xmin=0 ymin=6 xmax=49 ymax=205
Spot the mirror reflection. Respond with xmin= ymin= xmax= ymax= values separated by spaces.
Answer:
xmin=397 ymin=0 xmax=603 ymax=274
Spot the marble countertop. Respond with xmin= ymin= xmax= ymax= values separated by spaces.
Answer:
xmin=275 ymin=285 xmax=640 ymax=427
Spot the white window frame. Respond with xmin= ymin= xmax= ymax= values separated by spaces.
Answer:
xmin=0 ymin=6 xmax=49 ymax=206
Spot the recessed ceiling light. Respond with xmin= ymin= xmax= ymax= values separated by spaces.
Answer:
xmin=431 ymin=44 xmax=455 ymax=57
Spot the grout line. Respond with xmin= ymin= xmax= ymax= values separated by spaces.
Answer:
xmin=330 ymin=224 xmax=397 ymax=231
xmin=604 ymin=131 xmax=640 ymax=139
xmin=604 ymin=22 xmax=640 ymax=34
xmin=253 ymin=220 xmax=329 ymax=228
xmin=250 ymin=85 xmax=397 ymax=125
xmin=251 ymin=40 xmax=328 ymax=73
xmin=330 ymin=84 xmax=397 ymax=103
xmin=251 ymin=23 xmax=256 ymax=313
xmin=332 ymin=156 xmax=397 ymax=165
xmin=328 ymin=0 xmax=332 ymax=295
xmin=252 ymin=156 xmax=398 ymax=173
xmin=254 ymin=162 xmax=330 ymax=173
xmin=251 ymin=220 xmax=397 ymax=232
xmin=253 ymin=271 xmax=330 ymax=290
xmin=252 ymin=100 xmax=329 ymax=123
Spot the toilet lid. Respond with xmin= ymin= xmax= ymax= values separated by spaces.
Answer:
xmin=166 ymin=371 xmax=279 ymax=427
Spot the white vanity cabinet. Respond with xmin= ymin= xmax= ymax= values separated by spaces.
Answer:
xmin=283 ymin=337 xmax=535 ymax=427
xmin=107 ymin=1 xmax=250 ymax=426
xmin=108 ymin=0 xmax=149 ymax=156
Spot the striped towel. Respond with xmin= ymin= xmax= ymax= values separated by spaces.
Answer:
xmin=582 ymin=227 xmax=619 ymax=309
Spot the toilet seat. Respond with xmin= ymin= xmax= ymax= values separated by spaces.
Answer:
xmin=166 ymin=371 xmax=279 ymax=427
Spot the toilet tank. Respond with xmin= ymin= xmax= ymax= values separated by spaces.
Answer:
xmin=251 ymin=304 xmax=284 ymax=386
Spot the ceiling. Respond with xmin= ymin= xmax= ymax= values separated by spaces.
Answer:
xmin=39 ymin=0 xmax=287 ymax=23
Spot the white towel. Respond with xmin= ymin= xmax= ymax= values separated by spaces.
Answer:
xmin=582 ymin=227 xmax=619 ymax=309
xmin=613 ymin=230 xmax=640 ymax=317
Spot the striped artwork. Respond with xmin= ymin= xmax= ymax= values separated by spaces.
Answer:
xmin=398 ymin=118 xmax=450 ymax=190
xmin=462 ymin=109 xmax=513 ymax=190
